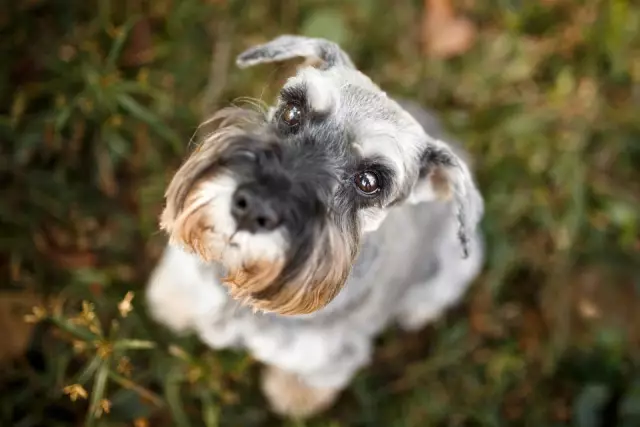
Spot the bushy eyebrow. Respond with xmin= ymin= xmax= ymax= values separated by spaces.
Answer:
xmin=279 ymin=84 xmax=308 ymax=109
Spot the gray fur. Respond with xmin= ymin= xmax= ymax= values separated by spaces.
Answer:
xmin=146 ymin=35 xmax=485 ymax=410
xmin=236 ymin=35 xmax=356 ymax=70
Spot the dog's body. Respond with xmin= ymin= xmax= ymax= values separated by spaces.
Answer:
xmin=146 ymin=36 xmax=484 ymax=418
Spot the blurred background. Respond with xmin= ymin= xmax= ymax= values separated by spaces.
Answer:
xmin=1 ymin=0 xmax=639 ymax=426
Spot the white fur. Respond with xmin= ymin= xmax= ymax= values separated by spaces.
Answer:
xmin=287 ymin=67 xmax=340 ymax=114
xmin=146 ymin=244 xmax=228 ymax=335
xmin=187 ymin=174 xmax=288 ymax=270
xmin=359 ymin=207 xmax=388 ymax=232
xmin=394 ymin=221 xmax=484 ymax=330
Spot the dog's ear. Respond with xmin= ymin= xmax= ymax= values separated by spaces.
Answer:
xmin=408 ymin=138 xmax=483 ymax=258
xmin=236 ymin=35 xmax=355 ymax=70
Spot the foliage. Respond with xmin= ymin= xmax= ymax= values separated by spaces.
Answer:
xmin=1 ymin=0 xmax=639 ymax=426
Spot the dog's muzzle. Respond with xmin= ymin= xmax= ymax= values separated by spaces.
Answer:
xmin=160 ymin=114 xmax=358 ymax=315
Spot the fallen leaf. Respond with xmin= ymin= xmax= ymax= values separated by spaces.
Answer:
xmin=122 ymin=19 xmax=155 ymax=67
xmin=421 ymin=0 xmax=477 ymax=58
xmin=0 ymin=292 xmax=41 ymax=363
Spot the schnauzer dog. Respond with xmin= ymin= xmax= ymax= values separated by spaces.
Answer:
xmin=146 ymin=35 xmax=484 ymax=418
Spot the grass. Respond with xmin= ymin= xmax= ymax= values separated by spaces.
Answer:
xmin=1 ymin=0 xmax=639 ymax=426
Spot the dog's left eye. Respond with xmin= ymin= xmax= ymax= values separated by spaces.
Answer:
xmin=354 ymin=171 xmax=381 ymax=195
xmin=282 ymin=103 xmax=302 ymax=127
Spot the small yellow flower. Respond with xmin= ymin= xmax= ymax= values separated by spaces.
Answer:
xmin=187 ymin=366 xmax=203 ymax=384
xmin=118 ymin=292 xmax=134 ymax=318
xmin=108 ymin=114 xmax=123 ymax=128
xmin=24 ymin=305 xmax=47 ymax=324
xmin=48 ymin=296 xmax=65 ymax=317
xmin=106 ymin=24 xmax=123 ymax=39
xmin=95 ymin=341 xmax=113 ymax=359
xmin=63 ymin=384 xmax=88 ymax=401
xmin=54 ymin=94 xmax=67 ymax=108
xmin=81 ymin=301 xmax=96 ymax=323
xmin=88 ymin=323 xmax=102 ymax=336
xmin=96 ymin=398 xmax=111 ymax=417
xmin=117 ymin=357 xmax=133 ymax=377
xmin=78 ymin=97 xmax=94 ymax=114
xmin=72 ymin=340 xmax=88 ymax=354
xmin=137 ymin=68 xmax=150 ymax=85
xmin=134 ymin=418 xmax=149 ymax=427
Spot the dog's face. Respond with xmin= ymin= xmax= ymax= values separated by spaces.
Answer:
xmin=160 ymin=36 xmax=481 ymax=316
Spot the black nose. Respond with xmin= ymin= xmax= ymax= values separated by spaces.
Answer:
xmin=231 ymin=186 xmax=281 ymax=233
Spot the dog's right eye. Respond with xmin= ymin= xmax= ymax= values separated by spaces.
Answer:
xmin=281 ymin=103 xmax=302 ymax=128
xmin=354 ymin=171 xmax=381 ymax=195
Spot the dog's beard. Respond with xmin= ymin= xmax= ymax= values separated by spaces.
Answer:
xmin=159 ymin=107 xmax=359 ymax=316
xmin=163 ymin=171 xmax=288 ymax=303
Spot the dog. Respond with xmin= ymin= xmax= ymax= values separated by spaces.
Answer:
xmin=145 ymin=35 xmax=485 ymax=418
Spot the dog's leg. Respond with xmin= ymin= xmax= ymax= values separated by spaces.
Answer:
xmin=395 ymin=228 xmax=484 ymax=331
xmin=257 ymin=336 xmax=372 ymax=418
xmin=145 ymin=244 xmax=230 ymax=335
xmin=260 ymin=365 xmax=341 ymax=419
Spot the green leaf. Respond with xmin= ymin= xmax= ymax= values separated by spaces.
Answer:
xmin=114 ymin=339 xmax=156 ymax=351
xmin=117 ymin=93 xmax=182 ymax=152
xmin=50 ymin=315 xmax=99 ymax=342
xmin=165 ymin=367 xmax=192 ymax=427
xmin=106 ymin=17 xmax=141 ymax=70
xmin=106 ymin=388 xmax=155 ymax=421
xmin=76 ymin=354 xmax=104 ymax=386
xmin=86 ymin=360 xmax=110 ymax=427
xmin=102 ymin=127 xmax=131 ymax=161
xmin=199 ymin=388 xmax=219 ymax=427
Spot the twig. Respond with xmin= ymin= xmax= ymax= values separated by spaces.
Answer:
xmin=108 ymin=370 xmax=164 ymax=408
xmin=201 ymin=19 xmax=234 ymax=119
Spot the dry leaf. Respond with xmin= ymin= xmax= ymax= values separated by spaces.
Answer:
xmin=422 ymin=0 xmax=477 ymax=58
xmin=122 ymin=19 xmax=155 ymax=67
xmin=0 ymin=292 xmax=41 ymax=363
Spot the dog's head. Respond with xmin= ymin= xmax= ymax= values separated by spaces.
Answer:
xmin=160 ymin=35 xmax=482 ymax=316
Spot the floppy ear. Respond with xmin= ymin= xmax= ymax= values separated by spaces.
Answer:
xmin=236 ymin=35 xmax=356 ymax=70
xmin=409 ymin=138 xmax=484 ymax=259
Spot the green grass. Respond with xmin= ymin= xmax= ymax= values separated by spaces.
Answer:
xmin=1 ymin=0 xmax=639 ymax=426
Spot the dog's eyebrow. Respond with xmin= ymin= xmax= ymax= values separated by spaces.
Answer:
xmin=280 ymin=85 xmax=308 ymax=107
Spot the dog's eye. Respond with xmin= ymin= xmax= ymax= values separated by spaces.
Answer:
xmin=282 ymin=103 xmax=302 ymax=127
xmin=354 ymin=171 xmax=380 ymax=195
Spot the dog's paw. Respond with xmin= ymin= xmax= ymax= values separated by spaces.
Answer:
xmin=396 ymin=305 xmax=444 ymax=331
xmin=260 ymin=365 xmax=340 ymax=419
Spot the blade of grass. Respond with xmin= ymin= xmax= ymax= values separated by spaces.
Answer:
xmin=76 ymin=353 xmax=104 ymax=386
xmin=105 ymin=17 xmax=141 ymax=70
xmin=164 ymin=366 xmax=193 ymax=427
xmin=85 ymin=359 xmax=110 ymax=427
xmin=199 ymin=388 xmax=219 ymax=427
xmin=50 ymin=315 xmax=100 ymax=342
xmin=117 ymin=93 xmax=182 ymax=152
xmin=107 ymin=370 xmax=164 ymax=408
xmin=114 ymin=339 xmax=156 ymax=351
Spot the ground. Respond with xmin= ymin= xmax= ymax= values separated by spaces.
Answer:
xmin=1 ymin=0 xmax=639 ymax=426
